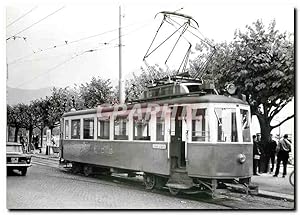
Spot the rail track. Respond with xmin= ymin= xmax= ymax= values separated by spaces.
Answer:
xmin=31 ymin=158 xmax=294 ymax=209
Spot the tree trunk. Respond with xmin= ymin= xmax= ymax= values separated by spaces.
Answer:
xmin=28 ymin=125 xmax=33 ymax=144
xmin=40 ymin=126 xmax=44 ymax=148
xmin=257 ymin=114 xmax=272 ymax=173
xmin=14 ymin=126 xmax=19 ymax=142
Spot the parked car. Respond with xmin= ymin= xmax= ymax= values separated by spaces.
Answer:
xmin=6 ymin=142 xmax=32 ymax=176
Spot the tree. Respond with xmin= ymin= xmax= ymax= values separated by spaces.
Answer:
xmin=79 ymin=77 xmax=114 ymax=108
xmin=125 ymin=65 xmax=175 ymax=101
xmin=7 ymin=104 xmax=23 ymax=142
xmin=193 ymin=19 xmax=294 ymax=152
xmin=18 ymin=103 xmax=39 ymax=144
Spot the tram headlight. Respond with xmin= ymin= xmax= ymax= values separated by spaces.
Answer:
xmin=226 ymin=83 xmax=237 ymax=95
xmin=238 ymin=154 xmax=246 ymax=164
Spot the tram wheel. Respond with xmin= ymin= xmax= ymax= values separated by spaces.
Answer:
xmin=144 ymin=173 xmax=156 ymax=190
xmin=169 ymin=187 xmax=180 ymax=196
xmin=83 ymin=165 xmax=93 ymax=177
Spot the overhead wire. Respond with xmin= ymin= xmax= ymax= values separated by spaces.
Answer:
xmin=13 ymin=44 xmax=116 ymax=88
xmin=6 ymin=6 xmax=38 ymax=28
xmin=6 ymin=6 xmax=65 ymax=41
xmin=7 ymin=20 xmax=151 ymax=66
xmin=10 ymin=18 xmax=153 ymax=88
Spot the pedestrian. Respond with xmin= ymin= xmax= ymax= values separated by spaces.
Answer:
xmin=20 ymin=134 xmax=25 ymax=151
xmin=51 ymin=135 xmax=56 ymax=146
xmin=253 ymin=135 xmax=261 ymax=176
xmin=265 ymin=134 xmax=277 ymax=173
xmin=273 ymin=134 xmax=291 ymax=178
xmin=257 ymin=139 xmax=264 ymax=173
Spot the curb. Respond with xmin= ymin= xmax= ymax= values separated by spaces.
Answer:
xmin=31 ymin=154 xmax=60 ymax=161
xmin=256 ymin=191 xmax=294 ymax=202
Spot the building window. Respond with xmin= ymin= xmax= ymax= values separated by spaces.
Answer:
xmin=156 ymin=116 xmax=165 ymax=141
xmin=133 ymin=115 xmax=150 ymax=141
xmin=240 ymin=109 xmax=251 ymax=142
xmin=98 ymin=117 xmax=110 ymax=139
xmin=192 ymin=109 xmax=209 ymax=141
xmin=215 ymin=108 xmax=238 ymax=142
xmin=71 ymin=119 xmax=81 ymax=139
xmin=114 ymin=116 xmax=128 ymax=140
xmin=65 ymin=120 xmax=69 ymax=139
xmin=83 ymin=118 xmax=94 ymax=139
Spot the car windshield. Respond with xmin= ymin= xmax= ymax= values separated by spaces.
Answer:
xmin=6 ymin=145 xmax=23 ymax=153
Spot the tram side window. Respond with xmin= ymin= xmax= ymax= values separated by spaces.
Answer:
xmin=240 ymin=109 xmax=251 ymax=142
xmin=65 ymin=120 xmax=69 ymax=139
xmin=192 ymin=109 xmax=208 ymax=142
xmin=156 ymin=116 xmax=165 ymax=141
xmin=133 ymin=115 xmax=150 ymax=141
xmin=71 ymin=119 xmax=81 ymax=139
xmin=98 ymin=118 xmax=110 ymax=139
xmin=83 ymin=118 xmax=94 ymax=139
xmin=114 ymin=116 xmax=128 ymax=140
xmin=215 ymin=108 xmax=238 ymax=142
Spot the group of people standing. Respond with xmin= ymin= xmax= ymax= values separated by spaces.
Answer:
xmin=253 ymin=134 xmax=292 ymax=178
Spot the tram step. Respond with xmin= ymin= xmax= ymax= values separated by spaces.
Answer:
xmin=166 ymin=170 xmax=193 ymax=189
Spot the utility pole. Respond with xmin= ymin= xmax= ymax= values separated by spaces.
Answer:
xmin=118 ymin=6 xmax=125 ymax=104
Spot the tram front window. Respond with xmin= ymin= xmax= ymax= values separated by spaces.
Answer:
xmin=214 ymin=108 xmax=238 ymax=142
xmin=240 ymin=109 xmax=251 ymax=142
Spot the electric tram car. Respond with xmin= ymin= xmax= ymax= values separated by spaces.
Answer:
xmin=59 ymin=76 xmax=253 ymax=195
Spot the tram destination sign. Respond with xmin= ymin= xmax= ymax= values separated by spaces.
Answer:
xmin=152 ymin=143 xmax=167 ymax=150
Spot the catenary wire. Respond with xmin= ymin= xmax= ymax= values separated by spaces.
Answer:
xmin=13 ymin=45 xmax=116 ymax=88
xmin=6 ymin=6 xmax=65 ymax=41
xmin=7 ymin=20 xmax=151 ymax=66
xmin=6 ymin=6 xmax=38 ymax=28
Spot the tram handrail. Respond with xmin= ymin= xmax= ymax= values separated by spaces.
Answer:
xmin=167 ymin=129 xmax=170 ymax=159
xmin=185 ymin=130 xmax=188 ymax=162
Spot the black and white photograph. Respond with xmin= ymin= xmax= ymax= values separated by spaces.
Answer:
xmin=3 ymin=0 xmax=296 ymax=211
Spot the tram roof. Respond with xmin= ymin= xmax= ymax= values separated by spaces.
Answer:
xmin=62 ymin=94 xmax=248 ymax=117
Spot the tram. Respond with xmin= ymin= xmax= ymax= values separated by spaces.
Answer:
xmin=59 ymin=11 xmax=254 ymax=195
xmin=59 ymin=75 xmax=253 ymax=195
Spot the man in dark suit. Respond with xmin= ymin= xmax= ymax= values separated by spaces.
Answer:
xmin=273 ymin=134 xmax=291 ymax=178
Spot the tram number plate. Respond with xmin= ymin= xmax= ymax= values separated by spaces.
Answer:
xmin=152 ymin=144 xmax=166 ymax=150
xmin=11 ymin=158 xmax=18 ymax=163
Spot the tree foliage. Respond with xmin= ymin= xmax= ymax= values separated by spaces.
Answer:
xmin=192 ymin=19 xmax=294 ymax=143
xmin=79 ymin=77 xmax=114 ymax=108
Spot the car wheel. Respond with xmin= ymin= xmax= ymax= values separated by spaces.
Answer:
xmin=7 ymin=167 xmax=13 ymax=175
xmin=21 ymin=168 xmax=27 ymax=176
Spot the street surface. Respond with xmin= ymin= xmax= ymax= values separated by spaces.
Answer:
xmin=6 ymin=157 xmax=294 ymax=209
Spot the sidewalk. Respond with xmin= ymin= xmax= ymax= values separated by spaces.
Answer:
xmin=251 ymin=165 xmax=294 ymax=201
xmin=31 ymin=151 xmax=295 ymax=201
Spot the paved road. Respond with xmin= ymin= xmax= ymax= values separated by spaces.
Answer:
xmin=6 ymin=157 xmax=295 ymax=209
xmin=7 ymin=158 xmax=228 ymax=209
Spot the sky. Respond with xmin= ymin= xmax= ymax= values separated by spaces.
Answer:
xmin=4 ymin=0 xmax=295 ymax=90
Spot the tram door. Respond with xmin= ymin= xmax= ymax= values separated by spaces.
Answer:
xmin=170 ymin=106 xmax=186 ymax=169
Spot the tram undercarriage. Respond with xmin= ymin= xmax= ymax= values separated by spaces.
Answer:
xmin=61 ymin=159 xmax=257 ymax=197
